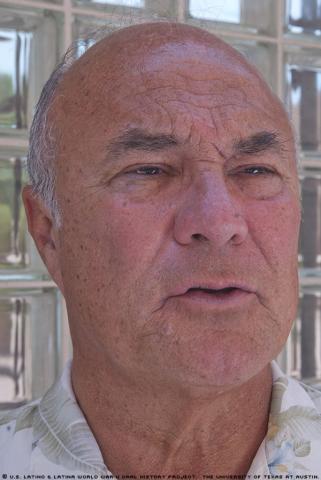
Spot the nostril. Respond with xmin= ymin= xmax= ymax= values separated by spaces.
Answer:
xmin=191 ymin=233 xmax=207 ymax=241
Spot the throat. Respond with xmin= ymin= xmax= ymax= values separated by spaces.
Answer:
xmin=75 ymin=364 xmax=273 ymax=477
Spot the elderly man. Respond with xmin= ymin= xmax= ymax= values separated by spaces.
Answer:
xmin=0 ymin=21 xmax=321 ymax=477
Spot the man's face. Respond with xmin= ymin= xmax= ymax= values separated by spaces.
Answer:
xmin=51 ymin=27 xmax=301 ymax=390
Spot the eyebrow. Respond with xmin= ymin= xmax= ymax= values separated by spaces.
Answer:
xmin=105 ymin=128 xmax=281 ymax=160
xmin=233 ymin=131 xmax=281 ymax=156
xmin=106 ymin=128 xmax=178 ymax=158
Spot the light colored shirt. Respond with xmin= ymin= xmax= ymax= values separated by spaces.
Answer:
xmin=0 ymin=360 xmax=321 ymax=477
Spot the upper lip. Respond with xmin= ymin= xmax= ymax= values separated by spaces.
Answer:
xmin=172 ymin=282 xmax=256 ymax=296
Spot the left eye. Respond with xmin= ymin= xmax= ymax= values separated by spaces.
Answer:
xmin=231 ymin=164 xmax=282 ymax=199
xmin=242 ymin=166 xmax=274 ymax=175
xmin=130 ymin=166 xmax=163 ymax=175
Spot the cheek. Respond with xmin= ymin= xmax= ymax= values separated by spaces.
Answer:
xmin=247 ymin=197 xmax=300 ymax=331
xmin=59 ymin=199 xmax=172 ymax=359
xmin=248 ymin=196 xmax=301 ymax=261
xmin=98 ymin=208 xmax=162 ymax=277
xmin=63 ymin=198 xmax=169 ymax=285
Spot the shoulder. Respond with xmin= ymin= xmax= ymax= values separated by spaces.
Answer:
xmin=271 ymin=361 xmax=321 ymax=413
xmin=0 ymin=360 xmax=109 ymax=475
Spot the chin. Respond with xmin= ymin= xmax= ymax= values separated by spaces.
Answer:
xmin=171 ymin=338 xmax=276 ymax=391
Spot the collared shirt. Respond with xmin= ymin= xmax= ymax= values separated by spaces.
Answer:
xmin=0 ymin=360 xmax=321 ymax=477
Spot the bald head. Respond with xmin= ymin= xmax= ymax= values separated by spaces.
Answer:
xmin=58 ymin=21 xmax=271 ymax=117
xmin=64 ymin=22 xmax=259 ymax=82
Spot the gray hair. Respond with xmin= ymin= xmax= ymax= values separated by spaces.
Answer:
xmin=27 ymin=47 xmax=78 ymax=227
xmin=27 ymin=28 xmax=117 ymax=228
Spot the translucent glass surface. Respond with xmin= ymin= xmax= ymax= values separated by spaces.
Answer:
xmin=226 ymin=39 xmax=277 ymax=91
xmin=286 ymin=0 xmax=321 ymax=36
xmin=286 ymin=49 xmax=321 ymax=153
xmin=74 ymin=0 xmax=144 ymax=6
xmin=0 ymin=154 xmax=28 ymax=269
xmin=190 ymin=0 xmax=241 ymax=23
xmin=0 ymin=5 xmax=63 ymax=134
xmin=188 ymin=0 xmax=277 ymax=35
xmin=72 ymin=0 xmax=181 ymax=19
xmin=299 ymin=166 xmax=321 ymax=269
xmin=72 ymin=0 xmax=145 ymax=15
xmin=0 ymin=287 xmax=59 ymax=408
xmin=73 ymin=14 xmax=119 ymax=53
xmin=279 ymin=285 xmax=321 ymax=385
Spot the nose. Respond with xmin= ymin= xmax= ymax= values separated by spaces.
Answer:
xmin=173 ymin=173 xmax=248 ymax=247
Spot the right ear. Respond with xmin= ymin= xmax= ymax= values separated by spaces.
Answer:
xmin=22 ymin=185 xmax=65 ymax=296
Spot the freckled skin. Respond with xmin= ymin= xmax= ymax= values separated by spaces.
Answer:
xmin=23 ymin=23 xmax=301 ymax=475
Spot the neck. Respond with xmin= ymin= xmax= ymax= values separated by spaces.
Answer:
xmin=71 ymin=355 xmax=272 ymax=476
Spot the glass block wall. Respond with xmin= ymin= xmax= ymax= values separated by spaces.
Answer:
xmin=0 ymin=0 xmax=321 ymax=406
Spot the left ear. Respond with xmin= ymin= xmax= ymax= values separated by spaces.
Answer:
xmin=22 ymin=185 xmax=65 ymax=296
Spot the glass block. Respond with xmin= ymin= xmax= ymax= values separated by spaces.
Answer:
xmin=74 ymin=0 xmax=144 ymax=6
xmin=72 ymin=0 xmax=144 ymax=15
xmin=0 ymin=287 xmax=60 ymax=408
xmin=285 ymin=48 xmax=321 ymax=154
xmin=298 ymin=165 xmax=321 ymax=269
xmin=0 ymin=153 xmax=28 ymax=269
xmin=286 ymin=0 xmax=321 ymax=37
xmin=73 ymin=12 xmax=173 ymax=55
xmin=73 ymin=0 xmax=145 ymax=4
xmin=0 ymin=149 xmax=52 ymax=275
xmin=0 ymin=4 xmax=63 ymax=135
xmin=73 ymin=0 xmax=182 ymax=19
xmin=73 ymin=14 xmax=119 ymax=53
xmin=278 ymin=284 xmax=321 ymax=387
xmin=224 ymin=38 xmax=277 ymax=92
xmin=188 ymin=0 xmax=277 ymax=35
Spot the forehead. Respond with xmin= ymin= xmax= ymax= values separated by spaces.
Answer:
xmin=53 ymin=31 xmax=292 ymax=158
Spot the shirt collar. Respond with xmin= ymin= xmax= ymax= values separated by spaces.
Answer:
xmin=264 ymin=361 xmax=321 ymax=475
xmin=34 ymin=359 xmax=110 ymax=474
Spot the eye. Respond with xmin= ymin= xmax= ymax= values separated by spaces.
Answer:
xmin=230 ymin=164 xmax=283 ymax=199
xmin=128 ymin=165 xmax=164 ymax=176
xmin=242 ymin=166 xmax=275 ymax=175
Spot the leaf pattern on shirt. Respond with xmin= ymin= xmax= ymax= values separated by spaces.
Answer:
xmin=32 ymin=377 xmax=108 ymax=474
xmin=0 ymin=402 xmax=37 ymax=433
xmin=266 ymin=376 xmax=321 ymax=474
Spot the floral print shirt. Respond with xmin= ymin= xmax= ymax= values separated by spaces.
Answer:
xmin=0 ymin=360 xmax=321 ymax=477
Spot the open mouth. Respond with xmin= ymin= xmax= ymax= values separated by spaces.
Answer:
xmin=177 ymin=286 xmax=253 ymax=307
xmin=187 ymin=286 xmax=239 ymax=296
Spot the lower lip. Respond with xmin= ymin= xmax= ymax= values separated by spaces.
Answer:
xmin=174 ymin=289 xmax=255 ymax=309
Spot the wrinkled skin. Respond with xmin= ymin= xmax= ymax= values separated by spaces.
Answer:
xmin=23 ymin=23 xmax=301 ymax=474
